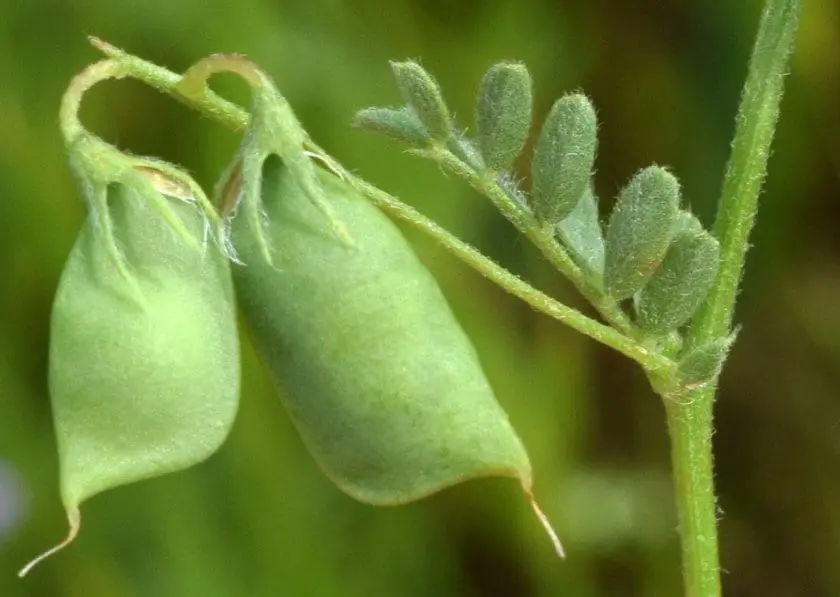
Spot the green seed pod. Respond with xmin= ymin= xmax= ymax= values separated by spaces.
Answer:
xmin=635 ymin=227 xmax=721 ymax=334
xmin=556 ymin=182 xmax=605 ymax=278
xmin=21 ymin=61 xmax=239 ymax=576
xmin=531 ymin=93 xmax=598 ymax=227
xmin=233 ymin=162 xmax=531 ymax=505
xmin=197 ymin=57 xmax=539 ymax=510
xmin=353 ymin=106 xmax=432 ymax=148
xmin=51 ymin=170 xmax=239 ymax=509
xmin=475 ymin=62 xmax=533 ymax=172
xmin=604 ymin=166 xmax=681 ymax=300
xmin=390 ymin=60 xmax=453 ymax=143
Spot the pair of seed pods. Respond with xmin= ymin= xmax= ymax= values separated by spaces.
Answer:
xmin=21 ymin=58 xmax=553 ymax=575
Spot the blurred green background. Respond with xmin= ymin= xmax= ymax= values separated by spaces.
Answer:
xmin=1 ymin=0 xmax=838 ymax=595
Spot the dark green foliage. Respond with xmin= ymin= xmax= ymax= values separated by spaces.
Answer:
xmin=636 ymin=227 xmax=721 ymax=334
xmin=475 ymin=62 xmax=532 ymax=171
xmin=531 ymin=94 xmax=598 ymax=226
xmin=389 ymin=60 xmax=453 ymax=143
xmin=604 ymin=166 xmax=681 ymax=300
xmin=353 ymin=106 xmax=432 ymax=147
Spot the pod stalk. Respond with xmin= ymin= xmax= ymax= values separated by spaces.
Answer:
xmin=59 ymin=59 xmax=124 ymax=141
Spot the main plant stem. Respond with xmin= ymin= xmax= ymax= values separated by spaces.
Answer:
xmin=668 ymin=0 xmax=801 ymax=595
xmin=664 ymin=394 xmax=719 ymax=596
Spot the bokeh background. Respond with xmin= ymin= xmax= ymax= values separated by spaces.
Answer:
xmin=1 ymin=0 xmax=838 ymax=595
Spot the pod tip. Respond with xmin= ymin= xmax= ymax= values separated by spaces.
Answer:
xmin=528 ymin=494 xmax=565 ymax=559
xmin=18 ymin=508 xmax=81 ymax=578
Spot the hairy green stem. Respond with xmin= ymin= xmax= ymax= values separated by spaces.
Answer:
xmin=689 ymin=0 xmax=802 ymax=347
xmin=346 ymin=175 xmax=668 ymax=369
xmin=664 ymin=391 xmax=720 ymax=597
xmin=93 ymin=36 xmax=634 ymax=336
xmin=90 ymin=37 xmax=668 ymax=371
xmin=426 ymin=147 xmax=635 ymax=335
xmin=90 ymin=38 xmax=250 ymax=133
xmin=669 ymin=1 xmax=802 ymax=595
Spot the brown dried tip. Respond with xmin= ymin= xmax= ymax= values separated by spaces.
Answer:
xmin=303 ymin=150 xmax=347 ymax=181
xmin=88 ymin=36 xmax=117 ymax=55
xmin=528 ymin=493 xmax=565 ymax=558
xmin=135 ymin=166 xmax=195 ymax=202
xmin=19 ymin=509 xmax=81 ymax=577
xmin=218 ymin=161 xmax=244 ymax=217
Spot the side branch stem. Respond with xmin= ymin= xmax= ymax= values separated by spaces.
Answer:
xmin=90 ymin=36 xmax=668 ymax=371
